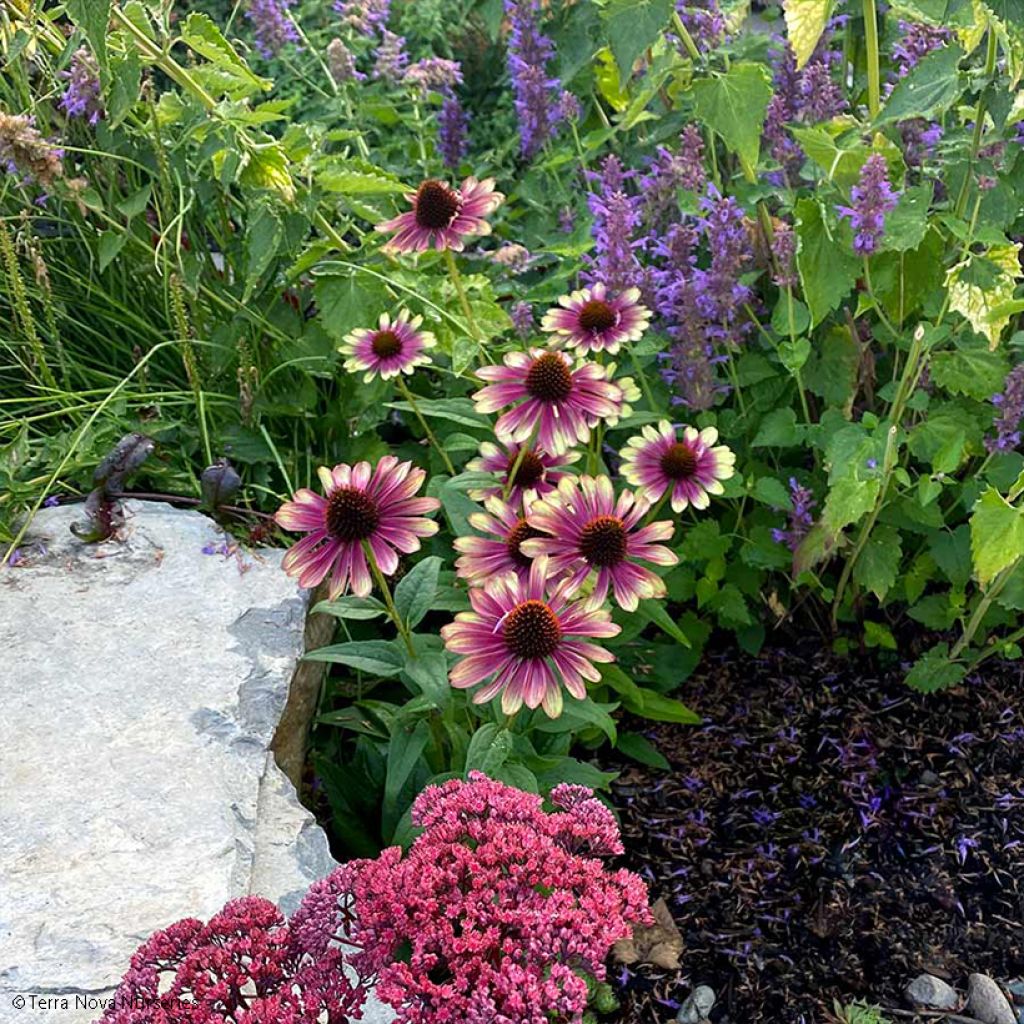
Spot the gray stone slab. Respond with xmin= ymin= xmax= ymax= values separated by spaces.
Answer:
xmin=0 ymin=501 xmax=392 ymax=1023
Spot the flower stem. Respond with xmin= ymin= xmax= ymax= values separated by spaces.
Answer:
xmin=396 ymin=376 xmax=456 ymax=475
xmin=364 ymin=541 xmax=417 ymax=657
xmin=862 ymin=0 xmax=881 ymax=118
xmin=444 ymin=248 xmax=483 ymax=346
xmin=951 ymin=557 xmax=1020 ymax=660
xmin=671 ymin=12 xmax=701 ymax=62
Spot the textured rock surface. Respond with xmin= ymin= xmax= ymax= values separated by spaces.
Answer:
xmin=904 ymin=973 xmax=959 ymax=1010
xmin=0 ymin=502 xmax=392 ymax=1024
xmin=967 ymin=974 xmax=1017 ymax=1024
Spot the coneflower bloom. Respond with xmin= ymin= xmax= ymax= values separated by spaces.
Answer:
xmin=620 ymin=421 xmax=735 ymax=512
xmin=465 ymin=441 xmax=579 ymax=506
xmin=473 ymin=350 xmax=623 ymax=455
xmin=541 ymin=283 xmax=651 ymax=356
xmin=340 ymin=310 xmax=435 ymax=382
xmin=440 ymin=556 xmax=620 ymax=717
xmin=521 ymin=475 xmax=677 ymax=611
xmin=377 ymin=176 xmax=503 ymax=253
xmin=275 ymin=456 xmax=440 ymax=599
xmin=454 ymin=496 xmax=545 ymax=584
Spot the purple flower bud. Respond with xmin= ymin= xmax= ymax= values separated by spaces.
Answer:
xmin=373 ymin=30 xmax=408 ymax=82
xmin=326 ymin=38 xmax=365 ymax=83
xmin=509 ymin=300 xmax=534 ymax=338
xmin=772 ymin=477 xmax=816 ymax=551
xmin=334 ymin=0 xmax=390 ymax=36
xmin=770 ymin=220 xmax=797 ymax=289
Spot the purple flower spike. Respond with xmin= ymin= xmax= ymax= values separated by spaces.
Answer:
xmin=437 ymin=92 xmax=468 ymax=170
xmin=987 ymin=364 xmax=1024 ymax=453
xmin=837 ymin=154 xmax=899 ymax=256
xmin=60 ymin=47 xmax=103 ymax=126
xmin=505 ymin=0 xmax=563 ymax=159
xmin=772 ymin=478 xmax=816 ymax=551
xmin=245 ymin=0 xmax=299 ymax=59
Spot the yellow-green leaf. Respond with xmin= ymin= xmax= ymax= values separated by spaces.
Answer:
xmin=783 ymin=0 xmax=835 ymax=69
xmin=970 ymin=487 xmax=1024 ymax=586
xmin=945 ymin=243 xmax=1022 ymax=349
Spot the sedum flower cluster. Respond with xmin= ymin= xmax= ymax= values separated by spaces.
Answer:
xmin=293 ymin=773 xmax=651 ymax=1024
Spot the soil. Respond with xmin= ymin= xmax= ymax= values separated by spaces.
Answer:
xmin=607 ymin=640 xmax=1024 ymax=1024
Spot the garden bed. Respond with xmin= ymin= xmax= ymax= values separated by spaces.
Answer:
xmin=608 ymin=639 xmax=1024 ymax=1023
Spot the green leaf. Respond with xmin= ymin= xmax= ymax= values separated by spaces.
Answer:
xmin=863 ymin=620 xmax=898 ymax=650
xmin=116 ymin=184 xmax=151 ymax=220
xmin=244 ymin=205 xmax=283 ymax=301
xmin=876 ymin=44 xmax=964 ymax=125
xmin=600 ymin=665 xmax=701 ymax=724
xmin=312 ymin=595 xmax=387 ymax=620
xmin=783 ymin=0 xmax=835 ymax=69
xmin=386 ymin=398 xmax=491 ymax=430
xmin=437 ymin=481 xmax=480 ymax=538
xmin=904 ymin=643 xmax=967 ymax=693
xmin=691 ymin=62 xmax=773 ymax=170
xmin=789 ymin=126 xmax=870 ymax=187
xmin=400 ymin=652 xmax=452 ymax=708
xmin=616 ymin=732 xmax=670 ymax=770
xmin=383 ymin=719 xmax=430 ymax=838
xmin=65 ymin=0 xmax=111 ymax=74
xmin=883 ymin=184 xmax=932 ymax=252
xmin=753 ymin=476 xmax=793 ymax=508
xmin=970 ymin=487 xmax=1024 ymax=585
xmin=318 ymin=163 xmax=409 ymax=195
xmin=823 ymin=476 xmax=880 ymax=532
xmin=803 ymin=326 xmax=861 ymax=410
xmin=493 ymin=763 xmax=540 ymax=793
xmin=602 ymin=0 xmax=674 ymax=78
xmin=534 ymin=756 xmax=618 ymax=791
xmin=181 ymin=12 xmax=269 ymax=94
xmin=533 ymin=697 xmax=618 ymax=745
xmin=795 ymin=198 xmax=860 ymax=325
xmin=638 ymin=600 xmax=690 ymax=646
xmin=465 ymin=723 xmax=513 ymax=775
xmin=930 ymin=344 xmax=1009 ymax=400
xmin=314 ymin=271 xmax=388 ymax=341
xmin=394 ymin=556 xmax=442 ymax=629
xmin=97 ymin=231 xmax=128 ymax=272
xmin=304 ymin=640 xmax=405 ymax=677
xmin=752 ymin=408 xmax=801 ymax=447
xmin=852 ymin=525 xmax=902 ymax=600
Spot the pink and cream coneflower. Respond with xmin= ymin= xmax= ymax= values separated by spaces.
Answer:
xmin=275 ymin=456 xmax=440 ymax=599
xmin=473 ymin=350 xmax=623 ymax=456
xmin=521 ymin=475 xmax=678 ymax=611
xmin=340 ymin=310 xmax=435 ymax=382
xmin=620 ymin=421 xmax=735 ymax=513
xmin=541 ymin=282 xmax=651 ymax=355
xmin=440 ymin=556 xmax=620 ymax=718
xmin=454 ymin=495 xmax=544 ymax=585
xmin=377 ymin=176 xmax=503 ymax=253
xmin=465 ymin=441 xmax=579 ymax=506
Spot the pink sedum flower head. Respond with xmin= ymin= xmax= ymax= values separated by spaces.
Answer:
xmin=454 ymin=494 xmax=544 ymax=585
xmin=304 ymin=773 xmax=651 ymax=1024
xmin=621 ymin=420 xmax=735 ymax=512
xmin=473 ymin=349 xmax=624 ymax=456
xmin=465 ymin=439 xmax=579 ymax=506
xmin=440 ymin=556 xmax=620 ymax=717
xmin=275 ymin=456 xmax=439 ymax=599
xmin=340 ymin=309 xmax=435 ymax=382
xmin=522 ymin=474 xmax=678 ymax=611
xmin=541 ymin=281 xmax=652 ymax=355
xmin=377 ymin=176 xmax=503 ymax=253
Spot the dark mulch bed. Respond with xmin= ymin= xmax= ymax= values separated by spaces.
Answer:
xmin=608 ymin=640 xmax=1024 ymax=1024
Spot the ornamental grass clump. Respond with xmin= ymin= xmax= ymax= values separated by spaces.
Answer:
xmin=293 ymin=773 xmax=651 ymax=1024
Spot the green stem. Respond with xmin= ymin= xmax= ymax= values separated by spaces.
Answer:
xmin=862 ymin=0 xmax=881 ymax=118
xmin=785 ymin=287 xmax=812 ymax=426
xmin=951 ymin=557 xmax=1020 ymax=659
xmin=954 ymin=29 xmax=998 ymax=219
xmin=444 ymin=248 xmax=483 ymax=345
xmin=643 ymin=491 xmax=671 ymax=528
xmin=671 ymin=12 xmax=701 ymax=62
xmin=364 ymin=541 xmax=416 ymax=657
xmin=396 ymin=376 xmax=456 ymax=475
xmin=831 ymin=325 xmax=926 ymax=625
